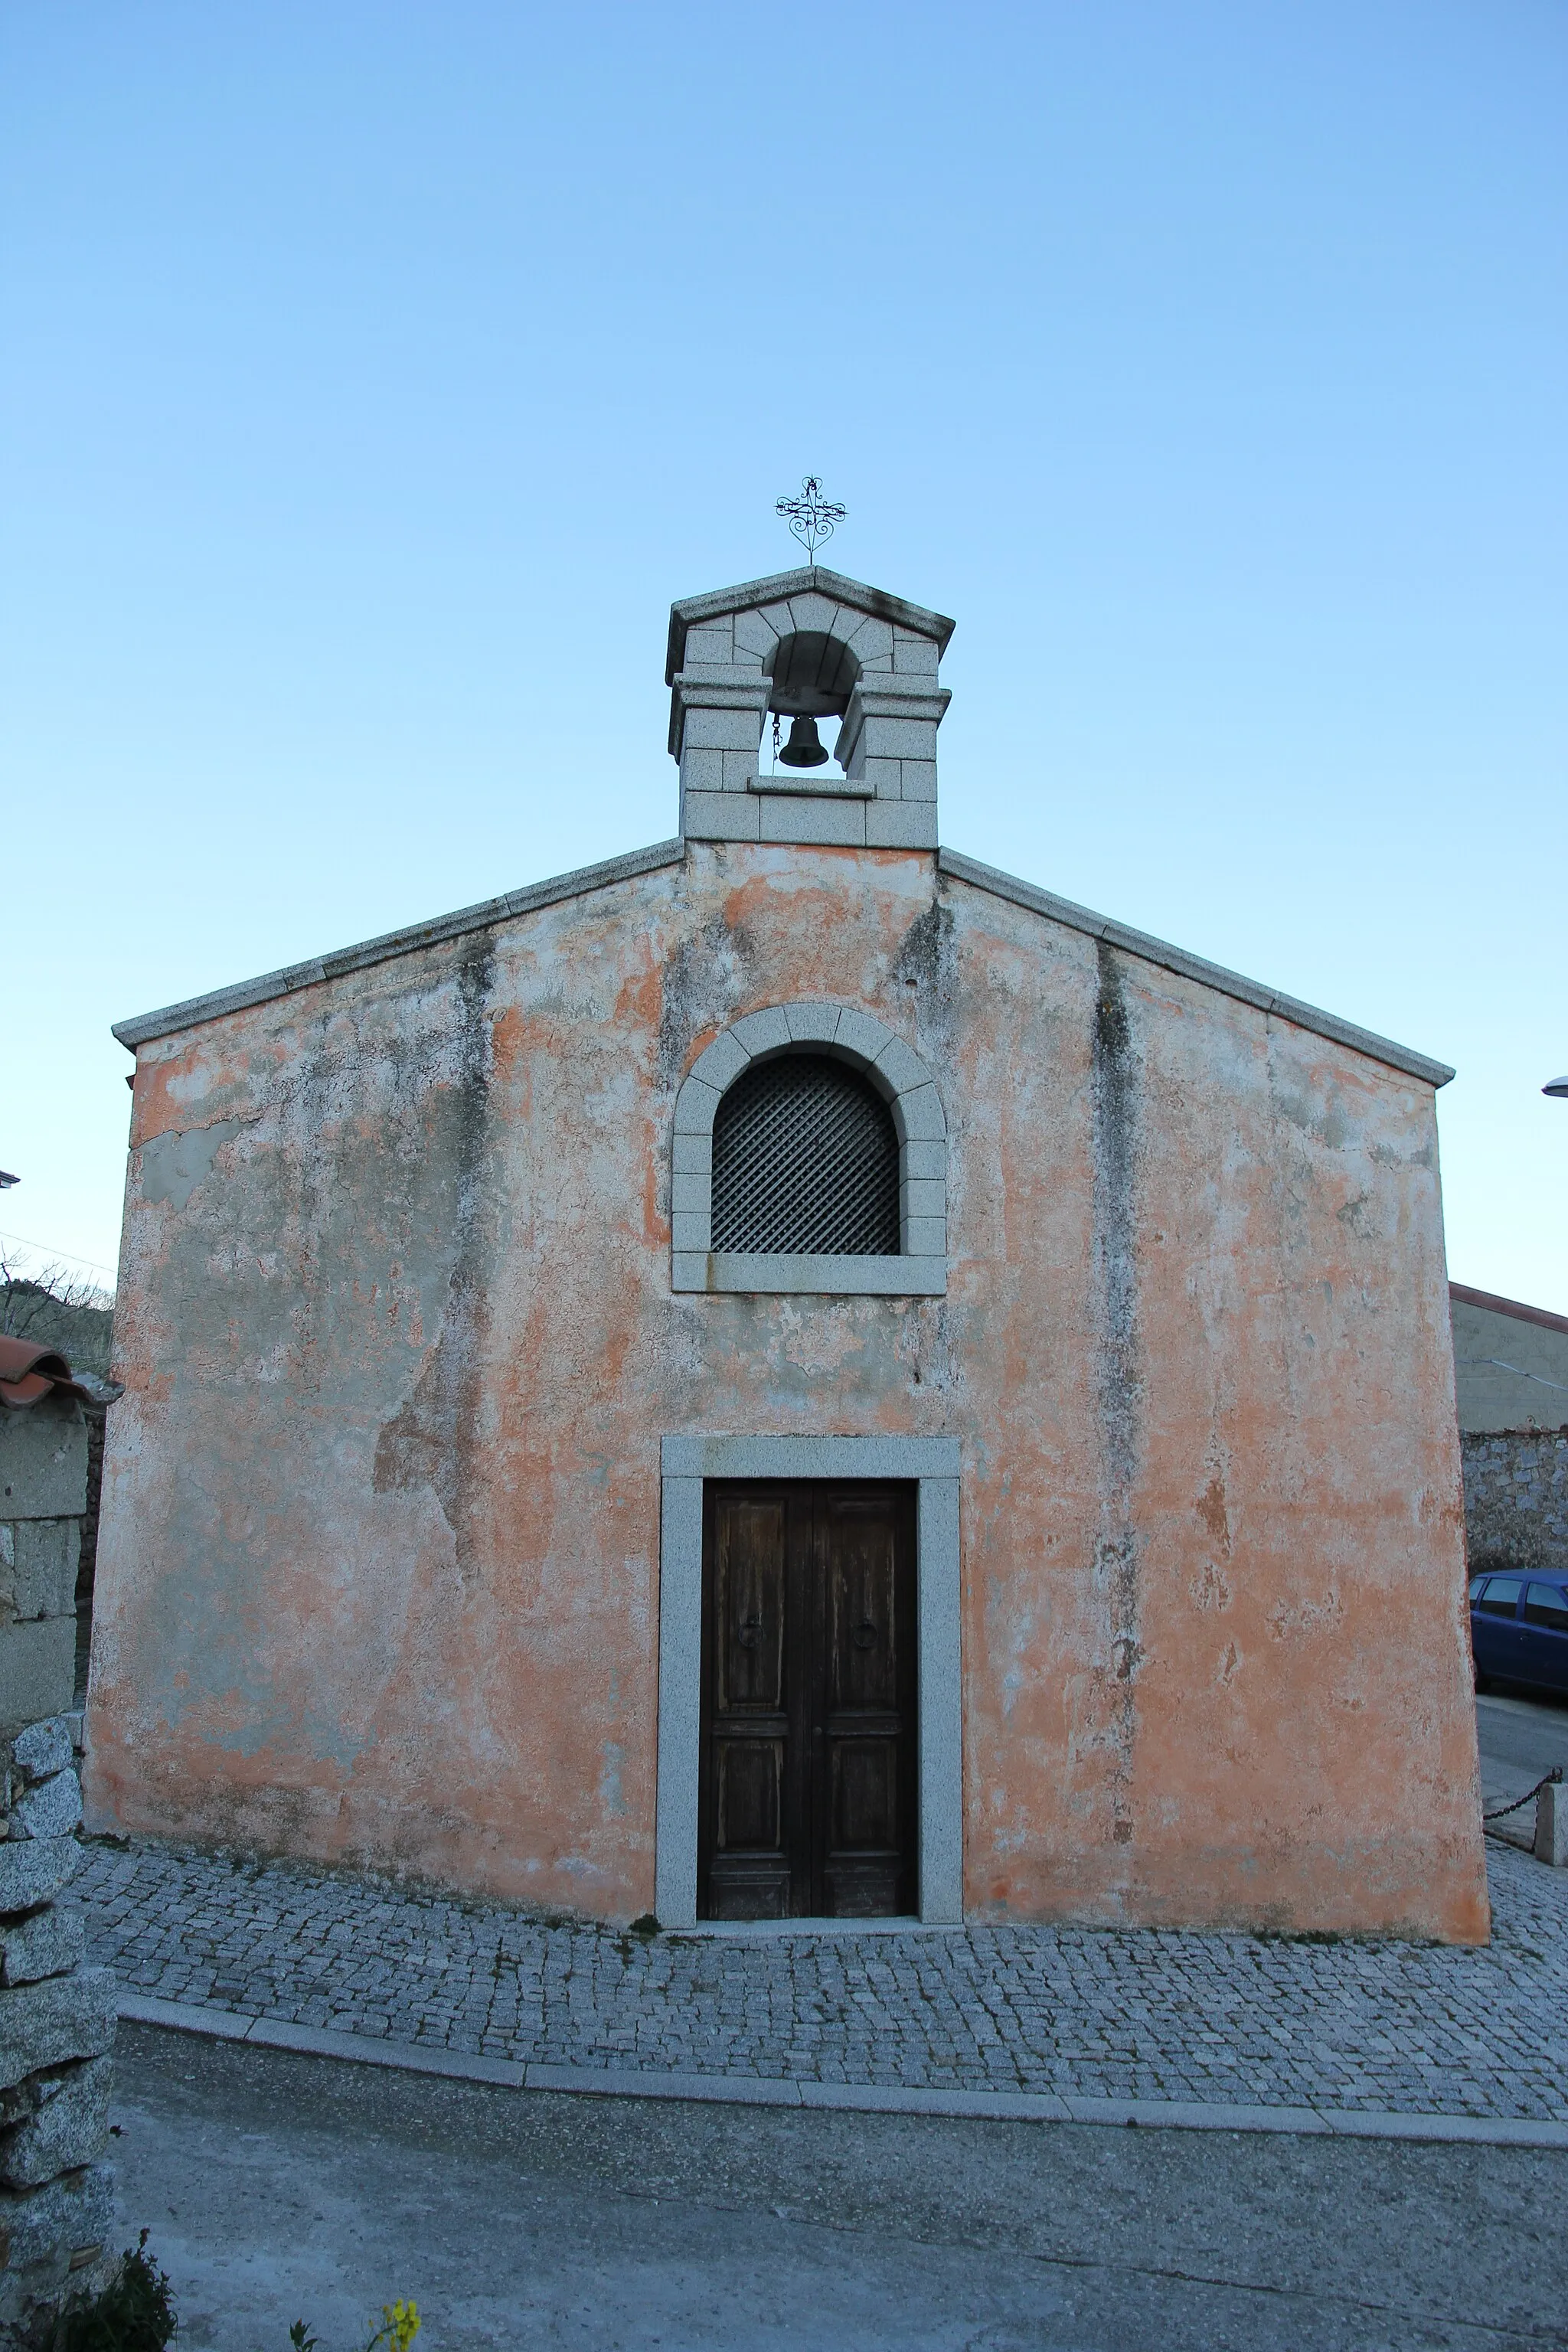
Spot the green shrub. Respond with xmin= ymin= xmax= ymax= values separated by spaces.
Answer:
xmin=49 ymin=2233 xmax=175 ymax=2352
xmin=46 ymin=2236 xmax=418 ymax=2352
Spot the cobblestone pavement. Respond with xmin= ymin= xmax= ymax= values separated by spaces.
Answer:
xmin=78 ymin=1834 xmax=1568 ymax=2122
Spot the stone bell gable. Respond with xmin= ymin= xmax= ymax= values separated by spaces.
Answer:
xmin=666 ymin=565 xmax=953 ymax=849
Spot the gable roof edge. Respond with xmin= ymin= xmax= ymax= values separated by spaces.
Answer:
xmin=112 ymin=838 xmax=686 ymax=1052
xmin=1450 ymin=1282 xmax=1568 ymax=1338
xmin=938 ymin=847 xmax=1455 ymax=1090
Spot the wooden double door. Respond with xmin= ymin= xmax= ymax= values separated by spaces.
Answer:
xmin=698 ymin=1481 xmax=918 ymax=1919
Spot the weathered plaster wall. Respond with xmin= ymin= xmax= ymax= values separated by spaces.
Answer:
xmin=1452 ymin=1292 xmax=1568 ymax=1434
xmin=87 ymin=842 xmax=1485 ymax=1940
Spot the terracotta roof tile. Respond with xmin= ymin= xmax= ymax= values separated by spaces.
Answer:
xmin=0 ymin=1336 xmax=93 ymax=1410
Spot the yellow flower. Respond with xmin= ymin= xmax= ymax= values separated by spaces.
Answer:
xmin=381 ymin=2301 xmax=420 ymax=2352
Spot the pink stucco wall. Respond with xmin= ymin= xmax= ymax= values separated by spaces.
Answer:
xmin=87 ymin=841 xmax=1488 ymax=1939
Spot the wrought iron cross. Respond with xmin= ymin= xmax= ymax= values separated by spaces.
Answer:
xmin=776 ymin=475 xmax=845 ymax=561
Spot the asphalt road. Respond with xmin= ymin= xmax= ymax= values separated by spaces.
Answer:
xmin=110 ymin=2022 xmax=1566 ymax=2352
xmin=1476 ymin=1688 xmax=1568 ymax=1785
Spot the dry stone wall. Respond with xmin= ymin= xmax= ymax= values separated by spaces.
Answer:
xmin=1462 ymin=1427 xmax=1568 ymax=1575
xmin=0 ymin=1396 xmax=115 ymax=2344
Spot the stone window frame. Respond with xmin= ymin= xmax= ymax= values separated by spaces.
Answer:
xmin=655 ymin=1433 xmax=963 ymax=1929
xmin=671 ymin=1003 xmax=947 ymax=1295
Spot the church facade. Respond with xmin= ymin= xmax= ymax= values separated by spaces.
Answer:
xmin=88 ymin=565 xmax=1489 ymax=1940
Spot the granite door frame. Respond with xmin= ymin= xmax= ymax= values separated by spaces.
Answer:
xmin=656 ymin=1434 xmax=962 ymax=1928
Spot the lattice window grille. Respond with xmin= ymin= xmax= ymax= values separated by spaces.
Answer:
xmin=710 ymin=1054 xmax=900 ymax=1256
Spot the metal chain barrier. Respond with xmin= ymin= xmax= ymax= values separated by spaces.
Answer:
xmin=1484 ymin=1765 xmax=1563 ymax=1827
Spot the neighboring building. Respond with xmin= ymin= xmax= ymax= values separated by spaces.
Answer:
xmin=0 ymin=1275 xmax=119 ymax=1697
xmin=1452 ymin=1283 xmax=1568 ymax=1576
xmin=87 ymin=564 xmax=1487 ymax=1942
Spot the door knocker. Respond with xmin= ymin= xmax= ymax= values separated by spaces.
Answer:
xmin=852 ymin=1619 xmax=880 ymax=1651
xmin=737 ymin=1613 xmax=764 ymax=1651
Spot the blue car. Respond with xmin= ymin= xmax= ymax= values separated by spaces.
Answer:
xmin=1469 ymin=1572 xmax=1568 ymax=1694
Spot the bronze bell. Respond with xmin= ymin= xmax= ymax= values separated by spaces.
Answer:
xmin=777 ymin=714 xmax=829 ymax=768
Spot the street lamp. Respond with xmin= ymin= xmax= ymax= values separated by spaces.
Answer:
xmin=1545 ymin=1077 xmax=1568 ymax=1099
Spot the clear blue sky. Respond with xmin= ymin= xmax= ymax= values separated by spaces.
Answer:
xmin=3 ymin=2 xmax=1564 ymax=1308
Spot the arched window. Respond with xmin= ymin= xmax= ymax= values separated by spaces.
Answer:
xmin=711 ymin=1054 xmax=899 ymax=1256
xmin=671 ymin=1001 xmax=946 ymax=1295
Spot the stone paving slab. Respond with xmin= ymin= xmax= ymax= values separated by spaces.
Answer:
xmin=77 ymin=1832 xmax=1568 ymax=2124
